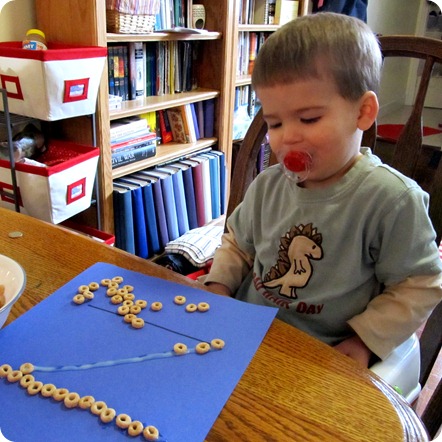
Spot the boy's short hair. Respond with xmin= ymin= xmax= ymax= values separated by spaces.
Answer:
xmin=251 ymin=12 xmax=382 ymax=101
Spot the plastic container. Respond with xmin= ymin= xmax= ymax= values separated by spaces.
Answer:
xmin=22 ymin=29 xmax=47 ymax=50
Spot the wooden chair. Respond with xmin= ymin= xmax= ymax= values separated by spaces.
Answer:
xmin=421 ymin=376 xmax=442 ymax=440
xmin=227 ymin=34 xmax=442 ymax=429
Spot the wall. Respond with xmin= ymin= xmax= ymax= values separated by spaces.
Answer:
xmin=0 ymin=0 xmax=36 ymax=41
xmin=367 ymin=1 xmax=422 ymax=113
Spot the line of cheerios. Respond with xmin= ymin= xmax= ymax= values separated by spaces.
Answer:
xmin=0 ymin=362 xmax=160 ymax=440
xmin=2 ymin=275 xmax=226 ymax=440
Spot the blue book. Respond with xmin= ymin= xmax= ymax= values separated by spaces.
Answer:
xmin=206 ymin=150 xmax=227 ymax=215
xmin=112 ymin=183 xmax=135 ymax=254
xmin=114 ymin=180 xmax=149 ymax=259
xmin=203 ymin=98 xmax=215 ymax=138
xmin=199 ymin=152 xmax=221 ymax=219
xmin=157 ymin=165 xmax=190 ymax=236
xmin=173 ymin=161 xmax=198 ymax=230
xmin=133 ymin=171 xmax=169 ymax=249
xmin=119 ymin=176 xmax=161 ymax=257
xmin=142 ymin=169 xmax=180 ymax=242
xmin=190 ymin=103 xmax=200 ymax=140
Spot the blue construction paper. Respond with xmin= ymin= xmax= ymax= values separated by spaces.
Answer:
xmin=0 ymin=263 xmax=277 ymax=442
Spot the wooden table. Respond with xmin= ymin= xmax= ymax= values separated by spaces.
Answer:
xmin=0 ymin=208 xmax=428 ymax=441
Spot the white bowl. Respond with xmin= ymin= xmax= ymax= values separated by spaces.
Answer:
xmin=0 ymin=254 xmax=26 ymax=328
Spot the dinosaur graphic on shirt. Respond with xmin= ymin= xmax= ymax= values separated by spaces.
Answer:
xmin=263 ymin=223 xmax=323 ymax=299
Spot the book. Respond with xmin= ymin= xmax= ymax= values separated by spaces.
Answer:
xmin=274 ymin=0 xmax=299 ymax=25
xmin=180 ymin=158 xmax=205 ymax=227
xmin=208 ymin=150 xmax=227 ymax=215
xmin=180 ymin=104 xmax=197 ymax=143
xmin=157 ymin=165 xmax=190 ymax=236
xmin=191 ymin=154 xmax=212 ymax=224
xmin=196 ymin=101 xmax=205 ymax=138
xmin=112 ymin=183 xmax=135 ymax=254
xmin=129 ymin=41 xmax=146 ymax=100
xmin=166 ymin=107 xmax=187 ymax=143
xmin=111 ymin=142 xmax=156 ymax=169
xmin=114 ymin=180 xmax=149 ymax=258
xmin=158 ymin=109 xmax=174 ymax=144
xmin=145 ymin=42 xmax=157 ymax=97
xmin=253 ymin=0 xmax=269 ymax=24
xmin=173 ymin=161 xmax=198 ymax=230
xmin=111 ymin=130 xmax=156 ymax=151
xmin=132 ymin=172 xmax=169 ymax=249
xmin=142 ymin=169 xmax=180 ymax=242
xmin=248 ymin=32 xmax=258 ymax=75
xmin=203 ymin=99 xmax=215 ymax=138
xmin=189 ymin=103 xmax=200 ymax=140
xmin=110 ymin=116 xmax=149 ymax=142
xmin=107 ymin=46 xmax=115 ymax=96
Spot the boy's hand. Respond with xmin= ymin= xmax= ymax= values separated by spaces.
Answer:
xmin=333 ymin=335 xmax=372 ymax=368
xmin=205 ymin=282 xmax=232 ymax=297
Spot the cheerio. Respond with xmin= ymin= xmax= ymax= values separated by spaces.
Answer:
xmin=22 ymin=29 xmax=47 ymax=50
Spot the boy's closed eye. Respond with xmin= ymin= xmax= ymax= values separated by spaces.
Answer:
xmin=300 ymin=116 xmax=321 ymax=124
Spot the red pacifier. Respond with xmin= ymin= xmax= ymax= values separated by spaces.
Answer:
xmin=280 ymin=151 xmax=312 ymax=183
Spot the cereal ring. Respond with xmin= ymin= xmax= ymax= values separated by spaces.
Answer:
xmin=195 ymin=342 xmax=211 ymax=354
xmin=150 ymin=301 xmax=163 ymax=311
xmin=90 ymin=400 xmax=107 ymax=415
xmin=173 ymin=343 xmax=188 ymax=355
xmin=197 ymin=302 xmax=210 ymax=312
xmin=100 ymin=407 xmax=116 ymax=423
xmin=78 ymin=395 xmax=95 ymax=409
xmin=117 ymin=288 xmax=128 ymax=296
xmin=174 ymin=295 xmax=186 ymax=305
xmin=64 ymin=392 xmax=80 ymax=408
xmin=122 ymin=300 xmax=134 ymax=307
xmin=130 ymin=305 xmax=142 ymax=314
xmin=108 ymin=281 xmax=119 ymax=289
xmin=106 ymin=287 xmax=118 ymax=297
xmin=116 ymin=413 xmax=132 ymax=429
xmin=73 ymin=294 xmax=85 ymax=305
xmin=53 ymin=388 xmax=70 ymax=401
xmin=88 ymin=282 xmax=100 ymax=291
xmin=20 ymin=362 xmax=34 ymax=374
xmin=82 ymin=290 xmax=94 ymax=300
xmin=117 ymin=305 xmax=130 ymax=316
xmin=112 ymin=276 xmax=124 ymax=284
xmin=111 ymin=295 xmax=123 ymax=305
xmin=135 ymin=299 xmax=147 ymax=309
xmin=123 ymin=293 xmax=135 ymax=301
xmin=131 ymin=317 xmax=145 ymax=329
xmin=0 ymin=364 xmax=12 ymax=378
xmin=211 ymin=338 xmax=225 ymax=350
xmin=7 ymin=370 xmax=23 ymax=383
xmin=124 ymin=313 xmax=136 ymax=324
xmin=185 ymin=303 xmax=197 ymax=313
xmin=143 ymin=425 xmax=160 ymax=441
xmin=128 ymin=420 xmax=144 ymax=436
xmin=40 ymin=383 xmax=56 ymax=397
xmin=20 ymin=374 xmax=35 ymax=389
xmin=101 ymin=278 xmax=112 ymax=287
xmin=78 ymin=285 xmax=90 ymax=293
xmin=27 ymin=381 xmax=43 ymax=395
xmin=123 ymin=285 xmax=134 ymax=293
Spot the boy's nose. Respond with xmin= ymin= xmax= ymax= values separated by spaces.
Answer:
xmin=282 ymin=125 xmax=303 ymax=145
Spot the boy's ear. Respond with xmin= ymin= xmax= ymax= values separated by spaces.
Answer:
xmin=357 ymin=91 xmax=379 ymax=131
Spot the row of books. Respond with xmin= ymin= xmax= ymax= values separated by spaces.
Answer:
xmin=112 ymin=149 xmax=227 ymax=258
xmin=240 ymin=0 xmax=300 ymax=25
xmin=155 ymin=0 xmax=188 ymax=30
xmin=109 ymin=99 xmax=216 ymax=169
xmin=108 ymin=40 xmax=196 ymax=102
xmin=237 ymin=32 xmax=269 ymax=77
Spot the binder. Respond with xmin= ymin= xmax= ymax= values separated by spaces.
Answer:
xmin=118 ymin=175 xmax=161 ymax=257
xmin=142 ymin=169 xmax=180 ymax=242
xmin=112 ymin=183 xmax=135 ymax=254
xmin=206 ymin=150 xmax=227 ymax=215
xmin=157 ymin=165 xmax=190 ymax=236
xmin=199 ymin=153 xmax=221 ymax=219
xmin=132 ymin=171 xmax=169 ymax=249
xmin=114 ymin=180 xmax=149 ymax=259
xmin=191 ymin=154 xmax=212 ymax=224
xmin=203 ymin=99 xmax=215 ymax=138
xmin=173 ymin=161 xmax=198 ymax=230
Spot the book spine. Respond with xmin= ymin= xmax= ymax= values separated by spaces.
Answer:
xmin=108 ymin=46 xmax=115 ymax=96
xmin=111 ymin=144 xmax=156 ymax=169
xmin=166 ymin=108 xmax=187 ymax=143
xmin=158 ymin=110 xmax=174 ymax=144
xmin=110 ymin=119 xmax=148 ymax=141
xmin=111 ymin=137 xmax=156 ymax=153
xmin=129 ymin=42 xmax=146 ymax=100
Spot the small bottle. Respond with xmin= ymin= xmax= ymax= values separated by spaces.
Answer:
xmin=22 ymin=29 xmax=47 ymax=51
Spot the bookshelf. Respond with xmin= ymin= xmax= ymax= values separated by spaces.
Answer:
xmin=35 ymin=0 xmax=236 ymax=235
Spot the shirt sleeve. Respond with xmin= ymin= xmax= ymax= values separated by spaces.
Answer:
xmin=203 ymin=223 xmax=254 ymax=294
xmin=348 ymin=273 xmax=442 ymax=359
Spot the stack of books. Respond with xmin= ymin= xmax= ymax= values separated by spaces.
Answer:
xmin=112 ymin=149 xmax=227 ymax=258
xmin=110 ymin=116 xmax=157 ymax=169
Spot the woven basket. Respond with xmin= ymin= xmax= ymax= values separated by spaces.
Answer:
xmin=106 ymin=9 xmax=156 ymax=34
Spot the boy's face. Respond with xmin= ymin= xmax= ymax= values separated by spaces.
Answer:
xmin=257 ymin=76 xmax=366 ymax=189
